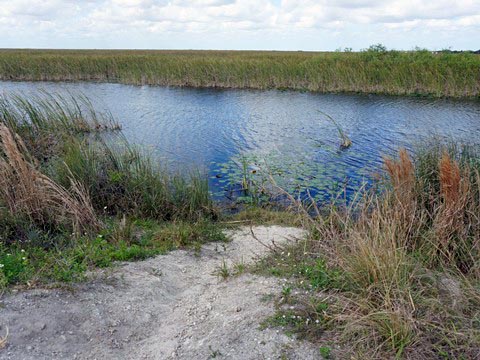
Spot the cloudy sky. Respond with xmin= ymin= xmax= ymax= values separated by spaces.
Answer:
xmin=0 ymin=0 xmax=478 ymax=50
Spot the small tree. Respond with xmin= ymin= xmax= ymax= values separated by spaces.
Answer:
xmin=366 ymin=43 xmax=387 ymax=52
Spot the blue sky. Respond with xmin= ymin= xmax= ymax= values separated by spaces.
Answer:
xmin=0 ymin=0 xmax=478 ymax=50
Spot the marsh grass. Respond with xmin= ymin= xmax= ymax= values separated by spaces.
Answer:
xmin=317 ymin=110 xmax=352 ymax=149
xmin=0 ymin=49 xmax=479 ymax=98
xmin=258 ymin=144 xmax=480 ymax=359
xmin=0 ymin=92 xmax=119 ymax=160
xmin=51 ymin=136 xmax=215 ymax=221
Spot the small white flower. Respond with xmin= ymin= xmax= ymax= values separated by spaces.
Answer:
xmin=21 ymin=249 xmax=25 ymax=253
xmin=6 ymin=253 xmax=11 ymax=256
xmin=103 ymin=206 xmax=108 ymax=210
xmin=0 ymin=264 xmax=4 ymax=268
xmin=315 ymin=319 xmax=320 ymax=324
xmin=22 ymin=257 xmax=26 ymax=261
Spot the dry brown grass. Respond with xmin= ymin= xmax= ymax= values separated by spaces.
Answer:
xmin=0 ymin=124 xmax=99 ymax=234
xmin=0 ymin=326 xmax=8 ymax=350
xmin=432 ymin=152 xmax=472 ymax=269
xmin=301 ymin=147 xmax=480 ymax=358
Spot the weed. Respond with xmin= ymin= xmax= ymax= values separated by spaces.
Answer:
xmin=262 ymin=144 xmax=480 ymax=358
xmin=232 ymin=260 xmax=246 ymax=275
xmin=208 ymin=345 xmax=222 ymax=358
xmin=319 ymin=346 xmax=332 ymax=359
xmin=213 ymin=260 xmax=231 ymax=280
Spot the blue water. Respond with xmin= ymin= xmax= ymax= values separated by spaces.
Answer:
xmin=1 ymin=81 xmax=479 ymax=201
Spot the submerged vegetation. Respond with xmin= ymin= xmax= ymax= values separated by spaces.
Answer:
xmin=0 ymin=48 xmax=479 ymax=98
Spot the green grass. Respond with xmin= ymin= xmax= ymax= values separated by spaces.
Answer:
xmin=0 ymin=219 xmax=227 ymax=287
xmin=0 ymin=48 xmax=479 ymax=98
xmin=50 ymin=137 xmax=215 ymax=221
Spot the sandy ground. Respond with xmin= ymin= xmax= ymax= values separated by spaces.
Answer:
xmin=0 ymin=226 xmax=321 ymax=360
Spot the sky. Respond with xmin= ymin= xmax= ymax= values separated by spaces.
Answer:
xmin=0 ymin=0 xmax=479 ymax=51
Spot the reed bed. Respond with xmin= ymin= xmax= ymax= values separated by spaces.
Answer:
xmin=0 ymin=49 xmax=479 ymax=97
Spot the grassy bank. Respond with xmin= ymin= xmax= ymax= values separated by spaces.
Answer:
xmin=0 ymin=48 xmax=479 ymax=98
xmin=0 ymin=93 xmax=222 ymax=288
xmin=256 ymin=144 xmax=480 ymax=359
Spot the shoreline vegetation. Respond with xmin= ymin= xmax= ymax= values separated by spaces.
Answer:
xmin=1 ymin=92 xmax=479 ymax=358
xmin=0 ymin=93 xmax=222 ymax=287
xmin=0 ymin=46 xmax=480 ymax=98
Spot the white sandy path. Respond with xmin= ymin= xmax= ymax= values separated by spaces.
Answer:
xmin=0 ymin=226 xmax=321 ymax=360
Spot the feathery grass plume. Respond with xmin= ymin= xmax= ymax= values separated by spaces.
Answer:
xmin=432 ymin=151 xmax=474 ymax=271
xmin=0 ymin=124 xmax=99 ymax=234
xmin=383 ymin=148 xmax=421 ymax=246
xmin=384 ymin=148 xmax=415 ymax=199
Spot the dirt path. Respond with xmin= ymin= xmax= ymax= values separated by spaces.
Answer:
xmin=0 ymin=226 xmax=321 ymax=360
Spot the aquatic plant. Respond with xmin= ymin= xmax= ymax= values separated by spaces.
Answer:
xmin=317 ymin=110 xmax=352 ymax=149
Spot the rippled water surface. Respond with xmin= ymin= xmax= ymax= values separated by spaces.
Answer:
xmin=1 ymin=81 xmax=479 ymax=200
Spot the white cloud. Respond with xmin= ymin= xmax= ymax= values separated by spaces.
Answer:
xmin=0 ymin=0 xmax=478 ymax=49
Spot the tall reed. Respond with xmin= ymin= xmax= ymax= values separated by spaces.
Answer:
xmin=0 ymin=49 xmax=478 ymax=98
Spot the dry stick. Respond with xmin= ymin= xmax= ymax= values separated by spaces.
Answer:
xmin=249 ymin=225 xmax=278 ymax=252
xmin=220 ymin=220 xmax=252 ymax=225
xmin=0 ymin=326 xmax=9 ymax=350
